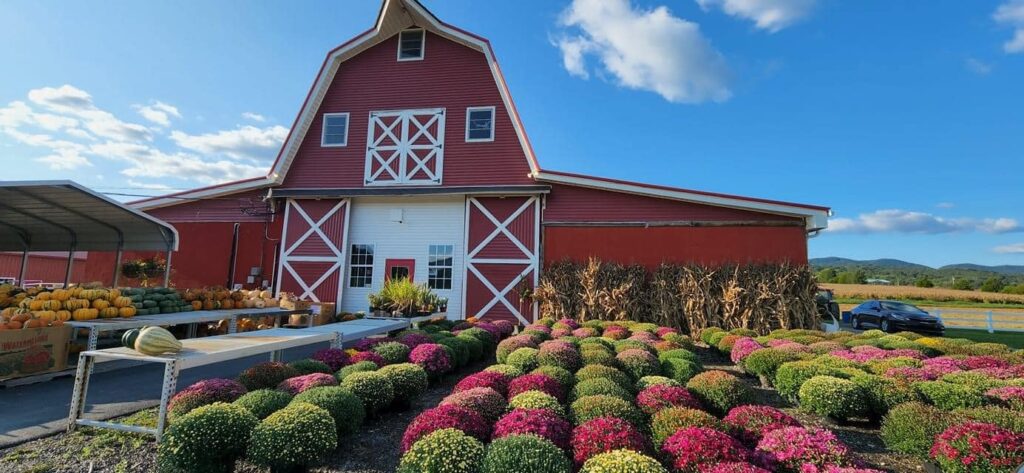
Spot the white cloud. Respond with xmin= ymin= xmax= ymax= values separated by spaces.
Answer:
xmin=170 ymin=125 xmax=288 ymax=162
xmin=36 ymin=148 xmax=92 ymax=170
xmin=134 ymin=101 xmax=181 ymax=126
xmin=28 ymin=85 xmax=152 ymax=142
xmin=936 ymin=202 xmax=956 ymax=209
xmin=127 ymin=180 xmax=176 ymax=191
xmin=696 ymin=0 xmax=816 ymax=32
xmin=964 ymin=58 xmax=993 ymax=75
xmin=90 ymin=141 xmax=266 ymax=184
xmin=556 ymin=0 xmax=731 ymax=104
xmin=995 ymin=0 xmax=1024 ymax=53
xmin=0 ymin=84 xmax=286 ymax=186
xmin=241 ymin=112 xmax=266 ymax=122
xmin=828 ymin=209 xmax=1023 ymax=234
xmin=994 ymin=243 xmax=1024 ymax=254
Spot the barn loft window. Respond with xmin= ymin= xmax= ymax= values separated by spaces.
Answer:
xmin=349 ymin=244 xmax=374 ymax=287
xmin=428 ymin=244 xmax=453 ymax=290
xmin=321 ymin=113 xmax=349 ymax=147
xmin=398 ymin=29 xmax=425 ymax=61
xmin=465 ymin=106 xmax=495 ymax=142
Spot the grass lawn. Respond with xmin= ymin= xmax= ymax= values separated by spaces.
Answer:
xmin=943 ymin=328 xmax=1024 ymax=349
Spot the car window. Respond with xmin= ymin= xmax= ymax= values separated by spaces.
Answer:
xmin=880 ymin=301 xmax=925 ymax=313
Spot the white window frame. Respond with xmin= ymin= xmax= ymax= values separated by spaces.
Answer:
xmin=465 ymin=106 xmax=495 ymax=143
xmin=427 ymin=244 xmax=454 ymax=290
xmin=397 ymin=28 xmax=426 ymax=61
xmin=321 ymin=112 xmax=350 ymax=147
xmin=348 ymin=244 xmax=374 ymax=288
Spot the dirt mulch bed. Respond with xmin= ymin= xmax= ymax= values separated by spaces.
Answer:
xmin=696 ymin=346 xmax=926 ymax=472
xmin=0 ymin=360 xmax=489 ymax=473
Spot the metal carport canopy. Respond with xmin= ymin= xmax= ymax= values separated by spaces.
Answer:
xmin=0 ymin=181 xmax=178 ymax=252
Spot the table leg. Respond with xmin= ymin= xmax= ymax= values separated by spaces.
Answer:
xmin=155 ymin=359 xmax=179 ymax=442
xmin=186 ymin=322 xmax=197 ymax=339
xmin=307 ymin=312 xmax=314 ymax=328
xmin=331 ymin=332 xmax=342 ymax=349
xmin=87 ymin=328 xmax=99 ymax=351
xmin=228 ymin=316 xmax=238 ymax=334
xmin=270 ymin=349 xmax=282 ymax=362
xmin=67 ymin=353 xmax=93 ymax=433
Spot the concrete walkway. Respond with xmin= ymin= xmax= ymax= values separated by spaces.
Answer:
xmin=0 ymin=343 xmax=325 ymax=448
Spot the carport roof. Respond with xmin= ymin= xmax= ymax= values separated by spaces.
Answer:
xmin=0 ymin=181 xmax=178 ymax=252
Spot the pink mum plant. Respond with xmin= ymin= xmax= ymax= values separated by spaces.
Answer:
xmin=492 ymin=408 xmax=572 ymax=450
xmin=662 ymin=426 xmax=751 ymax=472
xmin=570 ymin=416 xmax=649 ymax=466
xmin=400 ymin=404 xmax=489 ymax=452
xmin=636 ymin=384 xmax=701 ymax=415
xmin=929 ymin=422 xmax=1024 ymax=473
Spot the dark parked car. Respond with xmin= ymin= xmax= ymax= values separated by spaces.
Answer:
xmin=850 ymin=299 xmax=945 ymax=335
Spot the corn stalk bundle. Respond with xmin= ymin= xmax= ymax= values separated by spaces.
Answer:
xmin=535 ymin=258 xmax=818 ymax=333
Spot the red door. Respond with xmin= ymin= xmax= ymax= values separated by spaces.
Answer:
xmin=385 ymin=259 xmax=416 ymax=282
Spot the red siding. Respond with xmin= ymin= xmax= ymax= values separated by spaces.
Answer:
xmin=146 ymin=189 xmax=270 ymax=223
xmin=0 ymin=253 xmax=86 ymax=284
xmin=83 ymin=219 xmax=282 ymax=289
xmin=281 ymin=31 xmax=533 ymax=188
xmin=543 ymin=226 xmax=808 ymax=270
xmin=543 ymin=184 xmax=803 ymax=223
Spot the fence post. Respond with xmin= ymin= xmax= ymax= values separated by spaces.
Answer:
xmin=987 ymin=311 xmax=994 ymax=334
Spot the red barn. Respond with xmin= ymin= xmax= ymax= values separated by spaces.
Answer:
xmin=84 ymin=0 xmax=829 ymax=325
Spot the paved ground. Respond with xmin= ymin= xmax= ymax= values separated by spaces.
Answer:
xmin=0 ymin=342 xmax=328 ymax=448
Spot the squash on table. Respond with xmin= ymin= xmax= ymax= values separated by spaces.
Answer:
xmin=122 ymin=326 xmax=181 ymax=355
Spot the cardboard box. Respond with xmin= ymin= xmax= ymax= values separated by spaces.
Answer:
xmin=312 ymin=302 xmax=336 ymax=326
xmin=279 ymin=295 xmax=312 ymax=311
xmin=0 ymin=325 xmax=71 ymax=381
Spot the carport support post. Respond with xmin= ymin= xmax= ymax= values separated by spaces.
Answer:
xmin=162 ymin=247 xmax=173 ymax=288
xmin=18 ymin=249 xmax=28 ymax=286
xmin=112 ymin=245 xmax=123 ymax=287
xmin=64 ymin=245 xmax=76 ymax=288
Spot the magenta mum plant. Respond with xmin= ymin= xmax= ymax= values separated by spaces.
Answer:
xmin=884 ymin=366 xmax=936 ymax=382
xmin=397 ymin=332 xmax=433 ymax=349
xmin=440 ymin=386 xmax=507 ymax=422
xmin=930 ymin=422 xmax=1024 ymax=473
xmin=573 ymin=327 xmax=600 ymax=338
xmin=538 ymin=342 xmax=583 ymax=372
xmin=701 ymin=462 xmax=772 ymax=473
xmin=800 ymin=467 xmax=886 ymax=473
xmin=276 ymin=372 xmax=337 ymax=395
xmin=349 ymin=351 xmax=386 ymax=368
xmin=409 ymin=343 xmax=452 ymax=376
xmin=657 ymin=327 xmax=679 ymax=338
xmin=985 ymin=386 xmax=1024 ymax=410
xmin=662 ymin=426 xmax=751 ymax=473
xmin=756 ymin=426 xmax=853 ymax=472
xmin=731 ymin=338 xmax=764 ymax=365
xmin=628 ymin=331 xmax=658 ymax=343
xmin=555 ymin=318 xmax=580 ymax=330
xmin=168 ymin=378 xmax=247 ymax=418
xmin=962 ymin=356 xmax=1010 ymax=370
xmin=570 ymin=416 xmax=648 ymax=466
xmin=551 ymin=328 xmax=572 ymax=338
xmin=492 ymin=408 xmax=572 ymax=450
xmin=723 ymin=405 xmax=801 ymax=446
xmin=400 ymin=404 xmax=489 ymax=452
xmin=524 ymin=324 xmax=552 ymax=334
xmin=311 ymin=348 xmax=349 ymax=371
xmin=636 ymin=384 xmax=701 ymax=415
xmin=454 ymin=371 xmax=512 ymax=397
xmin=508 ymin=373 xmax=565 ymax=401
xmin=474 ymin=321 xmax=502 ymax=341
xmin=491 ymin=319 xmax=516 ymax=337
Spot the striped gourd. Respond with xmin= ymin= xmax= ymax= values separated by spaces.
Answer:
xmin=122 ymin=326 xmax=182 ymax=355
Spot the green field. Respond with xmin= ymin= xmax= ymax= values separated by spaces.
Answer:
xmin=942 ymin=328 xmax=1024 ymax=349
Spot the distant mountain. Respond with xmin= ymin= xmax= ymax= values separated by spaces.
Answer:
xmin=809 ymin=257 xmax=931 ymax=270
xmin=940 ymin=264 xmax=1024 ymax=276
xmin=810 ymin=257 xmax=1024 ymax=287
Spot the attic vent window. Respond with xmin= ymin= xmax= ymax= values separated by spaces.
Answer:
xmin=398 ymin=29 xmax=425 ymax=61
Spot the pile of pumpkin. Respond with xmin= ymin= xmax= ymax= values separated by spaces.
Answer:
xmin=180 ymin=287 xmax=279 ymax=311
xmin=0 ymin=287 xmax=138 ymax=329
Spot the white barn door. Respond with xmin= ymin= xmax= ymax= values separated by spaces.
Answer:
xmin=364 ymin=108 xmax=445 ymax=186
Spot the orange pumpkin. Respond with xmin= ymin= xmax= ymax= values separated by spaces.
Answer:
xmin=22 ymin=318 xmax=44 ymax=329
xmin=92 ymin=299 xmax=110 ymax=310
xmin=118 ymin=307 xmax=137 ymax=318
xmin=8 ymin=320 xmax=23 ymax=329
xmin=202 ymin=299 xmax=215 ymax=310
xmin=99 ymin=307 xmax=119 ymax=318
xmin=55 ymin=310 xmax=72 ymax=322
xmin=220 ymin=299 xmax=234 ymax=310
xmin=191 ymin=300 xmax=202 ymax=310
xmin=50 ymin=319 xmax=65 ymax=327
xmin=72 ymin=308 xmax=98 ymax=321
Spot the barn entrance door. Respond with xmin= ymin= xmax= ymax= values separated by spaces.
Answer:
xmin=464 ymin=196 xmax=540 ymax=325
xmin=385 ymin=259 xmax=415 ymax=282
xmin=276 ymin=198 xmax=349 ymax=303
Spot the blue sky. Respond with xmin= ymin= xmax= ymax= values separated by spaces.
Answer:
xmin=1 ymin=0 xmax=1023 ymax=267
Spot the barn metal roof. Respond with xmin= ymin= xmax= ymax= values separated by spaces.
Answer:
xmin=0 ymin=181 xmax=179 ymax=252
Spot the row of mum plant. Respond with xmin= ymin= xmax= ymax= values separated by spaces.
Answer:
xmin=705 ymin=326 xmax=1024 ymax=472
xmin=398 ymin=318 xmax=882 ymax=473
xmin=156 ymin=318 xmax=517 ymax=472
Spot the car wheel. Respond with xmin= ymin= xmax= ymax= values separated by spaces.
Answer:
xmin=880 ymin=318 xmax=890 ymax=333
xmin=852 ymin=315 xmax=862 ymax=330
